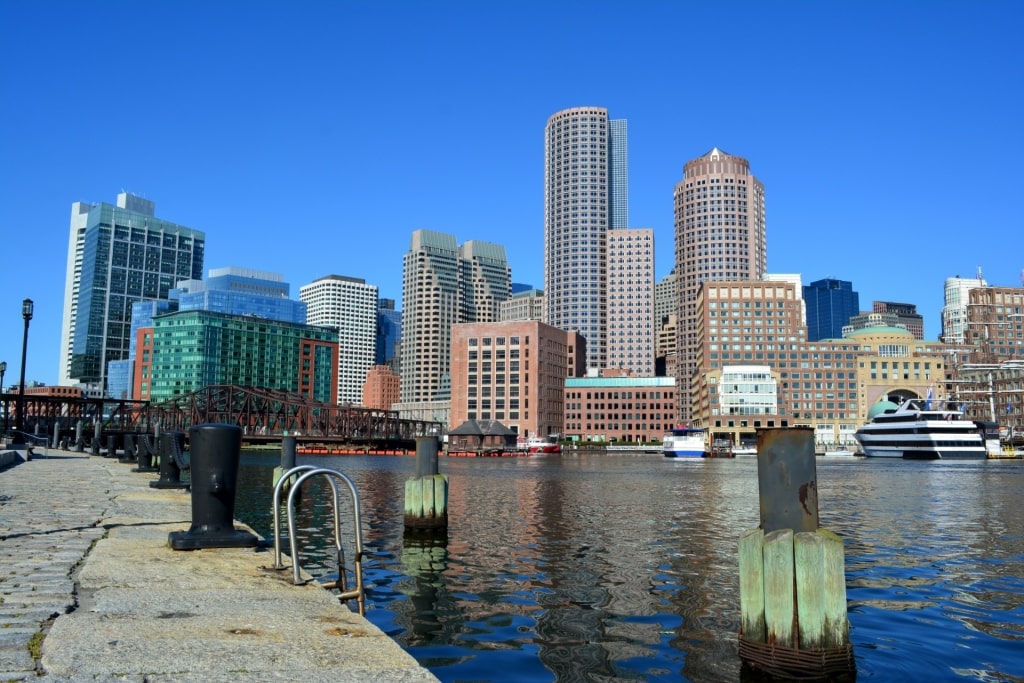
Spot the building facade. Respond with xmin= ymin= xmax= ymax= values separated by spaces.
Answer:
xmin=136 ymin=310 xmax=337 ymax=403
xmin=400 ymin=230 xmax=511 ymax=405
xmin=691 ymin=280 xmax=867 ymax=447
xmin=606 ymin=228 xmax=656 ymax=376
xmin=544 ymin=106 xmax=628 ymax=373
xmin=871 ymin=301 xmax=923 ymax=339
xmin=673 ymin=148 xmax=766 ymax=423
xmin=300 ymin=275 xmax=378 ymax=406
xmin=941 ymin=273 xmax=987 ymax=345
xmin=499 ymin=289 xmax=545 ymax=322
xmin=563 ymin=376 xmax=676 ymax=444
xmin=362 ymin=364 xmax=401 ymax=412
xmin=376 ymin=298 xmax=402 ymax=369
xmin=60 ymin=193 xmax=205 ymax=393
xmin=449 ymin=321 xmax=585 ymax=440
xmin=804 ymin=278 xmax=859 ymax=341
xmin=176 ymin=267 xmax=306 ymax=322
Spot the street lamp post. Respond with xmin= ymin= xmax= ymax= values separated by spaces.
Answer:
xmin=14 ymin=299 xmax=33 ymax=445
xmin=0 ymin=360 xmax=7 ymax=439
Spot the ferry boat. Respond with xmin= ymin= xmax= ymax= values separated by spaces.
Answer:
xmin=854 ymin=398 xmax=986 ymax=460
xmin=663 ymin=426 xmax=707 ymax=458
xmin=526 ymin=436 xmax=562 ymax=454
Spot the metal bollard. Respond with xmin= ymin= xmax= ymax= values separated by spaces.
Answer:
xmin=150 ymin=431 xmax=189 ymax=489
xmin=756 ymin=428 xmax=818 ymax=533
xmin=120 ymin=433 xmax=138 ymax=464
xmin=105 ymin=434 xmax=119 ymax=459
xmin=169 ymin=423 xmax=258 ymax=550
xmin=133 ymin=434 xmax=159 ymax=472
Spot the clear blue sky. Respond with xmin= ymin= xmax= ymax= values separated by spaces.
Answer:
xmin=2 ymin=1 xmax=1022 ymax=387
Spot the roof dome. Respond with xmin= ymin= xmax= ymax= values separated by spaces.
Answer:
xmin=868 ymin=400 xmax=899 ymax=419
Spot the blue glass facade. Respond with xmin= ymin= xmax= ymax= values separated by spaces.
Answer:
xmin=173 ymin=267 xmax=306 ymax=323
xmin=66 ymin=195 xmax=205 ymax=392
xmin=376 ymin=298 xmax=402 ymax=366
xmin=804 ymin=278 xmax=860 ymax=341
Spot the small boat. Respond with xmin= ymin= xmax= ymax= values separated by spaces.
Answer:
xmin=823 ymin=446 xmax=856 ymax=458
xmin=854 ymin=398 xmax=986 ymax=460
xmin=663 ymin=426 xmax=707 ymax=458
xmin=526 ymin=436 xmax=562 ymax=454
xmin=732 ymin=445 xmax=757 ymax=457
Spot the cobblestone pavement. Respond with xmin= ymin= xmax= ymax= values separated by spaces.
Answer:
xmin=0 ymin=451 xmax=112 ymax=680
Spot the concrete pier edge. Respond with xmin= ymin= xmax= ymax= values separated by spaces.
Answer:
xmin=0 ymin=448 xmax=439 ymax=682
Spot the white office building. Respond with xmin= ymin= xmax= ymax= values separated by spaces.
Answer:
xmin=300 ymin=275 xmax=378 ymax=406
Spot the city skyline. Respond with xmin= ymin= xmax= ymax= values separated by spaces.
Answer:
xmin=2 ymin=2 xmax=1023 ymax=386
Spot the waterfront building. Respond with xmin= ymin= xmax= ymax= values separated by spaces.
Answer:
xmin=362 ymin=364 xmax=401 ymax=412
xmin=962 ymin=286 xmax=1024 ymax=364
xmin=60 ymin=193 xmax=205 ymax=394
xmin=852 ymin=324 xmax=948 ymax=420
xmin=607 ymin=228 xmax=655 ymax=376
xmin=804 ymin=278 xmax=859 ymax=341
xmin=691 ymin=279 xmax=870 ymax=447
xmin=376 ymin=299 xmax=402 ymax=370
xmin=563 ymin=376 xmax=676 ymax=444
xmin=673 ymin=148 xmax=766 ymax=423
xmin=136 ymin=310 xmax=337 ymax=404
xmin=499 ymin=289 xmax=544 ymax=322
xmin=399 ymin=230 xmax=511 ymax=406
xmin=544 ymin=106 xmax=628 ymax=373
xmin=941 ymin=273 xmax=988 ymax=345
xmin=450 ymin=320 xmax=585 ymax=440
xmin=300 ymin=275 xmax=378 ymax=406
xmin=942 ymin=285 xmax=1024 ymax=429
xmin=843 ymin=312 xmax=909 ymax=337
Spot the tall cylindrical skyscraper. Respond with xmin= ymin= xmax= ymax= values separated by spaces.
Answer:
xmin=673 ymin=148 xmax=766 ymax=422
xmin=544 ymin=106 xmax=628 ymax=373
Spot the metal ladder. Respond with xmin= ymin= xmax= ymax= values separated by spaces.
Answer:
xmin=271 ymin=465 xmax=365 ymax=616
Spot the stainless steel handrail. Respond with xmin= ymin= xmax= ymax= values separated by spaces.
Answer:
xmin=271 ymin=465 xmax=365 ymax=615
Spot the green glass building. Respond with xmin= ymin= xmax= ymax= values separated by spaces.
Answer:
xmin=144 ymin=310 xmax=338 ymax=403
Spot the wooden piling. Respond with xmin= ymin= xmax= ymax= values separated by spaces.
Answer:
xmin=738 ymin=427 xmax=854 ymax=678
xmin=404 ymin=436 xmax=448 ymax=532
xmin=738 ymin=527 xmax=765 ymax=643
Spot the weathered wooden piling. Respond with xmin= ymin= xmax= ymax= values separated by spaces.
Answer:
xmin=738 ymin=427 xmax=854 ymax=679
xmin=404 ymin=436 xmax=448 ymax=532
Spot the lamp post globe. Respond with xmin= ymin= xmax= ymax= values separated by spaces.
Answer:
xmin=14 ymin=299 xmax=33 ymax=445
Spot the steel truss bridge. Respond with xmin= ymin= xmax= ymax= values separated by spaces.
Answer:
xmin=2 ymin=385 xmax=441 ymax=448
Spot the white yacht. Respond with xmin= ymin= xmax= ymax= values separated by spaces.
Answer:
xmin=854 ymin=398 xmax=986 ymax=460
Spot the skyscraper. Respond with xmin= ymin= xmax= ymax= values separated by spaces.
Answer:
xmin=673 ymin=148 xmax=766 ymax=421
xmin=544 ymin=106 xmax=628 ymax=373
xmin=60 ymin=192 xmax=205 ymax=393
xmin=607 ymin=228 xmax=655 ymax=375
xmin=300 ymin=275 xmax=379 ymax=406
xmin=941 ymin=273 xmax=987 ymax=345
xmin=376 ymin=298 xmax=402 ymax=369
xmin=804 ymin=278 xmax=859 ymax=341
xmin=399 ymin=230 xmax=511 ymax=405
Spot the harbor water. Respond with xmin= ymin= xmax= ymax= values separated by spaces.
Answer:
xmin=234 ymin=451 xmax=1024 ymax=682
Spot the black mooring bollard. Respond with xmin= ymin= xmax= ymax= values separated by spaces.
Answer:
xmin=169 ymin=423 xmax=258 ymax=550
xmin=120 ymin=433 xmax=137 ymax=464
xmin=133 ymin=434 xmax=159 ymax=472
xmin=105 ymin=434 xmax=119 ymax=459
xmin=150 ymin=431 xmax=189 ymax=489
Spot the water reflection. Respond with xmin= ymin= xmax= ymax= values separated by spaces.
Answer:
xmin=235 ymin=452 xmax=1024 ymax=683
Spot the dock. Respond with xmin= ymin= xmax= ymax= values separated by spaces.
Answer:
xmin=0 ymin=446 xmax=439 ymax=682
